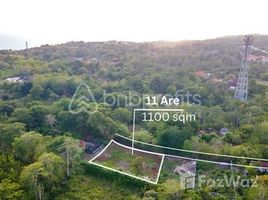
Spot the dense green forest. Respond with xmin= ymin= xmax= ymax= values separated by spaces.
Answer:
xmin=0 ymin=35 xmax=268 ymax=199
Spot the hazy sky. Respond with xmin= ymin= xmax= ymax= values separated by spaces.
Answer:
xmin=1 ymin=0 xmax=268 ymax=48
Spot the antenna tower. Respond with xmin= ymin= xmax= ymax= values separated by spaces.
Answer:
xmin=234 ymin=36 xmax=253 ymax=102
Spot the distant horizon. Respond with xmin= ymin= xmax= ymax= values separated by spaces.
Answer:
xmin=1 ymin=0 xmax=268 ymax=50
xmin=1 ymin=33 xmax=267 ymax=51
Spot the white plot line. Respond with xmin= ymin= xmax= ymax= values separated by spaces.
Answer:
xmin=90 ymin=140 xmax=113 ymax=162
xmin=156 ymin=155 xmax=165 ymax=183
xmin=123 ymin=131 xmax=268 ymax=162
xmin=88 ymin=138 xmax=268 ymax=186
xmin=89 ymin=161 xmax=158 ymax=185
xmin=112 ymin=140 xmax=165 ymax=184
xmin=165 ymin=154 xmax=268 ymax=170
xmin=116 ymin=133 xmax=268 ymax=170
xmin=89 ymin=140 xmax=165 ymax=184
xmin=113 ymin=139 xmax=164 ymax=157
xmin=131 ymin=108 xmax=268 ymax=162
xmin=132 ymin=108 xmax=184 ymax=155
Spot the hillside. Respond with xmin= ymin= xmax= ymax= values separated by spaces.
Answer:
xmin=0 ymin=35 xmax=268 ymax=199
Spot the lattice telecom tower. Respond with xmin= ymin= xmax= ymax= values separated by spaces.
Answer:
xmin=234 ymin=36 xmax=253 ymax=102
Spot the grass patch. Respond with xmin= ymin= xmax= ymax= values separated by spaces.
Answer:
xmin=92 ymin=141 xmax=163 ymax=183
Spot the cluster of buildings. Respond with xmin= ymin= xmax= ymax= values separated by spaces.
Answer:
xmin=195 ymin=70 xmax=222 ymax=84
xmin=195 ymin=70 xmax=237 ymax=90
xmin=71 ymin=57 xmax=99 ymax=64
xmin=5 ymin=76 xmax=25 ymax=83
xmin=248 ymin=54 xmax=268 ymax=63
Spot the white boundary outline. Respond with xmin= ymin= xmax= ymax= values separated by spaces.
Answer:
xmin=89 ymin=140 xmax=165 ymax=184
xmin=132 ymin=108 xmax=184 ymax=154
xmin=89 ymin=161 xmax=158 ymax=184
xmin=88 ymin=137 xmax=268 ymax=186
xmin=131 ymin=108 xmax=268 ymax=162
xmin=156 ymin=155 xmax=165 ymax=183
xmin=116 ymin=133 xmax=268 ymax=170
xmin=113 ymin=139 xmax=164 ymax=157
xmin=89 ymin=140 xmax=114 ymax=162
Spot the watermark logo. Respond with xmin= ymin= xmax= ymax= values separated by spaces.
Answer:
xmin=180 ymin=173 xmax=196 ymax=189
xmin=180 ymin=174 xmax=258 ymax=189
xmin=69 ymin=83 xmax=202 ymax=114
xmin=198 ymin=175 xmax=258 ymax=189
xmin=68 ymin=83 xmax=99 ymax=115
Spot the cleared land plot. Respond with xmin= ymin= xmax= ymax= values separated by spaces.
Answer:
xmin=256 ymin=79 xmax=268 ymax=86
xmin=90 ymin=140 xmax=164 ymax=183
xmin=160 ymin=156 xmax=196 ymax=189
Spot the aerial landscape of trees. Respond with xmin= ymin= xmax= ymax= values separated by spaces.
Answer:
xmin=0 ymin=35 xmax=268 ymax=199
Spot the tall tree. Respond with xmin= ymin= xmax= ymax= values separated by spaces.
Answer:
xmin=0 ymin=123 xmax=25 ymax=154
xmin=20 ymin=153 xmax=65 ymax=200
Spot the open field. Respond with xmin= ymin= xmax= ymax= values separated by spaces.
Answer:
xmin=91 ymin=140 xmax=164 ymax=183
xmin=256 ymin=79 xmax=268 ymax=86
xmin=160 ymin=156 xmax=196 ymax=181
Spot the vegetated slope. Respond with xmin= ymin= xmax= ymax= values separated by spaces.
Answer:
xmin=0 ymin=35 xmax=267 ymax=199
